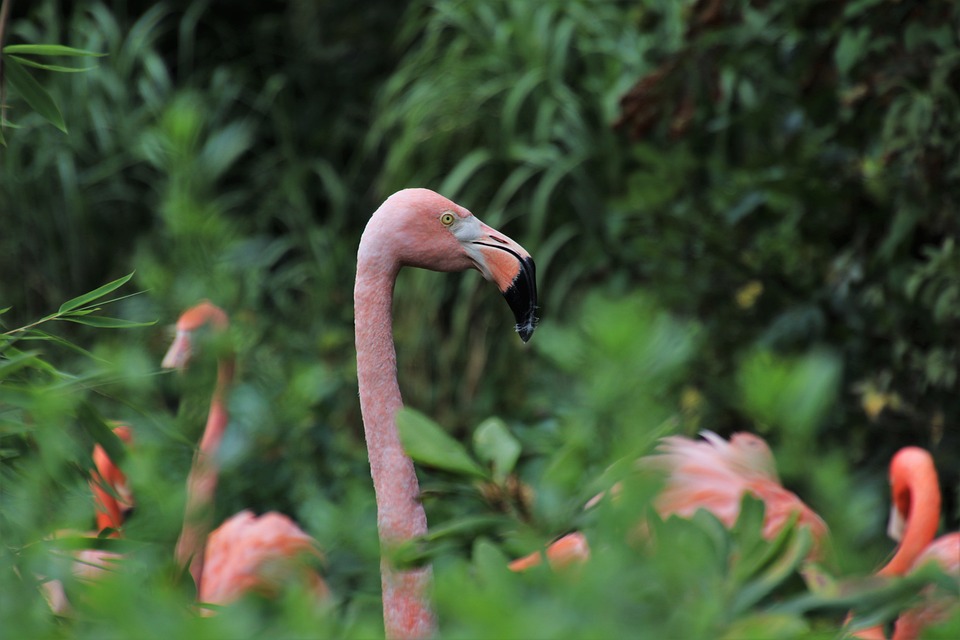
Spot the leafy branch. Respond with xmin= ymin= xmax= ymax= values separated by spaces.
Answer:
xmin=0 ymin=0 xmax=106 ymax=143
xmin=1 ymin=273 xmax=154 ymax=345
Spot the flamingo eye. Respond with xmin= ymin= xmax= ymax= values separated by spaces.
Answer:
xmin=440 ymin=212 xmax=456 ymax=227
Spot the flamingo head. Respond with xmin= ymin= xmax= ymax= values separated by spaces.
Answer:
xmin=161 ymin=301 xmax=230 ymax=370
xmin=92 ymin=424 xmax=135 ymax=532
xmin=365 ymin=188 xmax=538 ymax=341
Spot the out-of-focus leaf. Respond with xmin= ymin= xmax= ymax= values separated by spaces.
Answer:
xmin=2 ymin=44 xmax=106 ymax=57
xmin=721 ymin=612 xmax=810 ymax=639
xmin=7 ymin=55 xmax=97 ymax=73
xmin=734 ymin=526 xmax=813 ymax=613
xmin=397 ymin=407 xmax=487 ymax=479
xmin=58 ymin=272 xmax=135 ymax=313
xmin=76 ymin=402 xmax=126 ymax=466
xmin=738 ymin=349 xmax=841 ymax=435
xmin=61 ymin=316 xmax=156 ymax=329
xmin=3 ymin=57 xmax=67 ymax=133
xmin=472 ymin=418 xmax=521 ymax=482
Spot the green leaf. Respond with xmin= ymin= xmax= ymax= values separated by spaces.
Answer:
xmin=76 ymin=402 xmax=127 ymax=466
xmin=61 ymin=316 xmax=156 ymax=329
xmin=3 ymin=44 xmax=106 ymax=57
xmin=3 ymin=57 xmax=67 ymax=133
xmin=472 ymin=417 xmax=521 ymax=483
xmin=8 ymin=55 xmax=97 ymax=73
xmin=721 ymin=613 xmax=809 ymax=639
xmin=738 ymin=349 xmax=841 ymax=436
xmin=58 ymin=272 xmax=134 ymax=313
xmin=397 ymin=407 xmax=488 ymax=479
xmin=0 ymin=349 xmax=43 ymax=379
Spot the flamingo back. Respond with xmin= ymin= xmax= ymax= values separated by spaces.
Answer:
xmin=891 ymin=532 xmax=960 ymax=640
xmin=649 ymin=431 xmax=828 ymax=552
xmin=199 ymin=510 xmax=330 ymax=609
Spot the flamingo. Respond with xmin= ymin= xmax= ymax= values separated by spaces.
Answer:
xmin=648 ymin=431 xmax=828 ymax=551
xmin=354 ymin=188 xmax=537 ymax=638
xmin=509 ymin=431 xmax=828 ymax=570
xmin=851 ymin=447 xmax=959 ymax=640
xmin=162 ymin=301 xmax=330 ymax=611
xmin=41 ymin=424 xmax=135 ymax=615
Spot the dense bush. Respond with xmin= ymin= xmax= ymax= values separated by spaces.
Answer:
xmin=2 ymin=0 xmax=958 ymax=637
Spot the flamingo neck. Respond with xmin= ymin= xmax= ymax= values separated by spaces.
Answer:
xmin=355 ymin=247 xmax=435 ymax=639
xmin=877 ymin=463 xmax=941 ymax=577
xmin=93 ymin=492 xmax=123 ymax=532
xmin=178 ymin=355 xmax=235 ymax=592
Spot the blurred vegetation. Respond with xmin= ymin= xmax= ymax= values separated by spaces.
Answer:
xmin=2 ymin=0 xmax=958 ymax=637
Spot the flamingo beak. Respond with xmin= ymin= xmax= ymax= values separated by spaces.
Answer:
xmin=886 ymin=503 xmax=905 ymax=542
xmin=162 ymin=330 xmax=193 ymax=370
xmin=469 ymin=222 xmax=538 ymax=342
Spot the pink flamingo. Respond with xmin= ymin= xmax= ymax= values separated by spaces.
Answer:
xmin=354 ymin=188 xmax=537 ymax=638
xmin=852 ymin=447 xmax=959 ymax=640
xmin=163 ymin=301 xmax=329 ymax=611
xmin=510 ymin=431 xmax=828 ymax=570
xmin=648 ymin=431 xmax=828 ymax=550
xmin=42 ymin=424 xmax=135 ymax=614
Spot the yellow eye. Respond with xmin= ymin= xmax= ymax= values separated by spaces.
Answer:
xmin=440 ymin=212 xmax=456 ymax=226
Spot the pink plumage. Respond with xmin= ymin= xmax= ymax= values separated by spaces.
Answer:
xmin=649 ymin=431 xmax=828 ymax=551
xmin=164 ymin=302 xmax=330 ymax=611
xmin=199 ymin=510 xmax=329 ymax=608
xmin=890 ymin=532 xmax=960 ymax=640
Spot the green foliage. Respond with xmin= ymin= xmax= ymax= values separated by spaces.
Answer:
xmin=2 ymin=0 xmax=958 ymax=637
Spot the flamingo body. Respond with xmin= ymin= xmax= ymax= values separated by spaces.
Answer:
xmin=650 ymin=431 xmax=828 ymax=551
xmin=199 ymin=510 xmax=329 ymax=608
xmin=890 ymin=532 xmax=960 ymax=640
xmin=510 ymin=431 xmax=827 ymax=571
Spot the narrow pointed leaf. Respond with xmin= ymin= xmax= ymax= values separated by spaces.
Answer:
xmin=397 ymin=407 xmax=488 ymax=479
xmin=3 ymin=57 xmax=67 ymax=133
xmin=3 ymin=44 xmax=106 ymax=57
xmin=58 ymin=272 xmax=134 ymax=313
xmin=8 ymin=55 xmax=97 ymax=73
xmin=61 ymin=315 xmax=156 ymax=329
xmin=76 ymin=402 xmax=127 ymax=466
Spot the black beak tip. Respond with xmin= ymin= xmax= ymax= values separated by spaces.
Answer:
xmin=516 ymin=320 xmax=536 ymax=343
xmin=503 ymin=256 xmax=538 ymax=342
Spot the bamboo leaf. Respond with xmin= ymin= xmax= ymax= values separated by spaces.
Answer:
xmin=61 ymin=316 xmax=156 ymax=329
xmin=76 ymin=402 xmax=127 ymax=466
xmin=3 ymin=44 xmax=106 ymax=57
xmin=3 ymin=57 xmax=67 ymax=133
xmin=58 ymin=272 xmax=134 ymax=313
xmin=8 ymin=55 xmax=97 ymax=73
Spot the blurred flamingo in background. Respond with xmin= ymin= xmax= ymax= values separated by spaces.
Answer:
xmin=163 ymin=301 xmax=329 ymax=611
xmin=354 ymin=189 xmax=537 ymax=639
xmin=41 ymin=424 xmax=135 ymax=615
xmin=510 ymin=431 xmax=828 ymax=570
xmin=649 ymin=431 xmax=828 ymax=552
xmin=852 ymin=447 xmax=959 ymax=640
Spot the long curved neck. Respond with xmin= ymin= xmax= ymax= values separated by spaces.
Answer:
xmin=355 ymin=246 xmax=436 ymax=639
xmin=92 ymin=485 xmax=123 ymax=533
xmin=177 ymin=355 xmax=235 ymax=591
xmin=878 ymin=468 xmax=941 ymax=577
